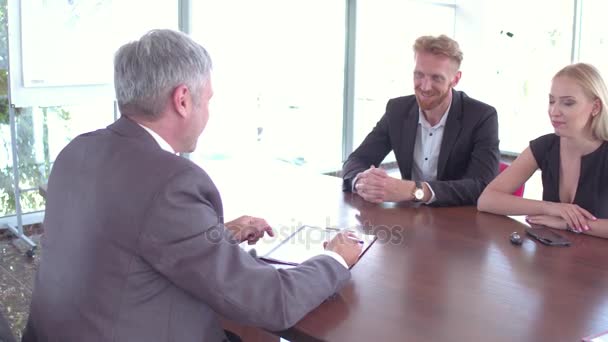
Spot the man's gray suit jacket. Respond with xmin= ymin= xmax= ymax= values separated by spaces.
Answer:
xmin=342 ymin=90 xmax=500 ymax=206
xmin=23 ymin=116 xmax=350 ymax=342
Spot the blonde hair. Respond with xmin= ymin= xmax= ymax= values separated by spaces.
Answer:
xmin=554 ymin=63 xmax=608 ymax=141
xmin=413 ymin=35 xmax=463 ymax=69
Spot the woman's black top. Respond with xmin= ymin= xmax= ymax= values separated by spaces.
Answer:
xmin=530 ymin=133 xmax=608 ymax=219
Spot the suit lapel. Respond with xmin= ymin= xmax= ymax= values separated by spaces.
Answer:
xmin=437 ymin=90 xmax=463 ymax=179
xmin=400 ymin=103 xmax=420 ymax=179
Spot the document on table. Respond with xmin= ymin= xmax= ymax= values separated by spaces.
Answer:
xmin=241 ymin=225 xmax=376 ymax=266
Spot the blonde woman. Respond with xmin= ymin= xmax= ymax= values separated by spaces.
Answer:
xmin=478 ymin=63 xmax=608 ymax=238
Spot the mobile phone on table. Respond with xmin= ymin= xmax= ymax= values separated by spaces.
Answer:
xmin=525 ymin=225 xmax=571 ymax=247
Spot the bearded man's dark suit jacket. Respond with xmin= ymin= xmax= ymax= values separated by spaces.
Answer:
xmin=342 ymin=90 xmax=500 ymax=207
xmin=23 ymin=116 xmax=350 ymax=342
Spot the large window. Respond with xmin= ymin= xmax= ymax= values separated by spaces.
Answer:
xmin=112 ymin=0 xmax=178 ymax=47
xmin=0 ymin=0 xmax=178 ymax=217
xmin=191 ymin=0 xmax=346 ymax=172
xmin=1 ymin=0 xmax=605 ymax=219
xmin=0 ymin=104 xmax=115 ymax=217
xmin=475 ymin=0 xmax=574 ymax=154
xmin=579 ymin=0 xmax=608 ymax=74
xmin=353 ymin=0 xmax=456 ymax=158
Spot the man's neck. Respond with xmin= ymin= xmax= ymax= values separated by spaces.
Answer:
xmin=128 ymin=115 xmax=180 ymax=153
xmin=423 ymin=93 xmax=452 ymax=127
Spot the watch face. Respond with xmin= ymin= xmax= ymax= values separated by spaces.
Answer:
xmin=414 ymin=188 xmax=424 ymax=200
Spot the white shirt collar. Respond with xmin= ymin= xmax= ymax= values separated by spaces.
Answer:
xmin=418 ymin=104 xmax=451 ymax=129
xmin=137 ymin=123 xmax=176 ymax=154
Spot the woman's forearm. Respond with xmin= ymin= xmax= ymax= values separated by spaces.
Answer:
xmin=478 ymin=189 xmax=553 ymax=216
xmin=585 ymin=219 xmax=608 ymax=239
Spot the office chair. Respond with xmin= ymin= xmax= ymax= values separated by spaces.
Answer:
xmin=499 ymin=162 xmax=525 ymax=197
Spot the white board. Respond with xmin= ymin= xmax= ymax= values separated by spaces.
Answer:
xmin=7 ymin=0 xmax=178 ymax=108
xmin=8 ymin=0 xmax=115 ymax=107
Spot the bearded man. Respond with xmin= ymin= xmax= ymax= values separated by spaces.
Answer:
xmin=342 ymin=35 xmax=499 ymax=207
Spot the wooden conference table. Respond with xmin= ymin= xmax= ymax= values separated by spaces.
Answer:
xmin=202 ymin=159 xmax=608 ymax=342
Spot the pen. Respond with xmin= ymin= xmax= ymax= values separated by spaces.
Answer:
xmin=347 ymin=236 xmax=365 ymax=244
xmin=323 ymin=227 xmax=364 ymax=243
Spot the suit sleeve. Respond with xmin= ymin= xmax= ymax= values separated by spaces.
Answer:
xmin=342 ymin=101 xmax=394 ymax=191
xmin=138 ymin=167 xmax=351 ymax=331
xmin=427 ymin=108 xmax=500 ymax=206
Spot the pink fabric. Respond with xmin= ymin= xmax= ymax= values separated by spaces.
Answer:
xmin=499 ymin=162 xmax=525 ymax=197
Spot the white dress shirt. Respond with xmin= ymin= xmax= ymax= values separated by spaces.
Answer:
xmin=138 ymin=123 xmax=176 ymax=154
xmin=411 ymin=106 xmax=451 ymax=204
xmin=138 ymin=123 xmax=349 ymax=269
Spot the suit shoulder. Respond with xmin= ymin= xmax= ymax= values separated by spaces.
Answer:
xmin=59 ymin=126 xmax=209 ymax=184
xmin=384 ymin=95 xmax=418 ymax=118
xmin=147 ymin=148 xmax=210 ymax=182
xmin=53 ymin=128 xmax=110 ymax=163
xmin=459 ymin=91 xmax=497 ymax=117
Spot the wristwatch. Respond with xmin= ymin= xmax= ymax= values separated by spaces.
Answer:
xmin=412 ymin=181 xmax=425 ymax=202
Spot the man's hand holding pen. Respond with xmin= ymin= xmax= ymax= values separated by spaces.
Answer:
xmin=324 ymin=231 xmax=363 ymax=267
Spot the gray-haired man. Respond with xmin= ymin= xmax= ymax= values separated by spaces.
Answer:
xmin=23 ymin=29 xmax=361 ymax=342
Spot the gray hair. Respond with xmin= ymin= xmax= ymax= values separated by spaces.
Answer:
xmin=114 ymin=29 xmax=212 ymax=117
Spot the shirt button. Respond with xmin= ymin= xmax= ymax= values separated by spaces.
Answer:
xmin=429 ymin=133 xmax=433 ymax=136
xmin=425 ymin=158 xmax=428 ymax=161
